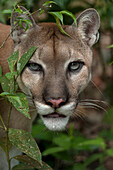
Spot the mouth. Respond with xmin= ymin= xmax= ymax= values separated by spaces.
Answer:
xmin=43 ymin=112 xmax=66 ymax=118
xmin=41 ymin=112 xmax=69 ymax=131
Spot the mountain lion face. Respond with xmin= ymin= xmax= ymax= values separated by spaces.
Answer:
xmin=11 ymin=7 xmax=100 ymax=131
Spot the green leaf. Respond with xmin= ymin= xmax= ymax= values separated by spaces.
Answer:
xmin=110 ymin=61 xmax=113 ymax=65
xmin=32 ymin=123 xmax=53 ymax=140
xmin=8 ymin=51 xmax=19 ymax=73
xmin=48 ymin=10 xmax=77 ymax=36
xmin=73 ymin=137 xmax=106 ymax=150
xmin=107 ymin=44 xmax=113 ymax=48
xmin=95 ymin=166 xmax=106 ymax=170
xmin=2 ymin=9 xmax=12 ymax=14
xmin=49 ymin=12 xmax=63 ymax=24
xmin=12 ymin=163 xmax=34 ymax=170
xmin=43 ymin=1 xmax=57 ymax=7
xmin=0 ymin=76 xmax=10 ymax=92
xmin=8 ymin=93 xmax=30 ymax=119
xmin=13 ymin=155 xmax=53 ymax=170
xmin=17 ymin=47 xmax=37 ymax=76
xmin=0 ymin=92 xmax=15 ymax=96
xmin=106 ymin=147 xmax=113 ymax=157
xmin=18 ymin=20 xmax=26 ymax=31
xmin=48 ymin=12 xmax=70 ymax=36
xmin=13 ymin=155 xmax=42 ymax=169
xmin=9 ymin=128 xmax=42 ymax=164
xmin=84 ymin=153 xmax=103 ymax=167
xmin=40 ymin=161 xmax=53 ymax=170
xmin=39 ymin=9 xmax=45 ymax=16
xmin=5 ymin=72 xmax=17 ymax=80
xmin=42 ymin=147 xmax=65 ymax=156
xmin=10 ymin=78 xmax=16 ymax=93
xmin=61 ymin=10 xmax=77 ymax=27
xmin=0 ymin=92 xmax=24 ymax=107
xmin=53 ymin=135 xmax=71 ymax=149
xmin=15 ymin=5 xmax=23 ymax=14
xmin=56 ymin=17 xmax=70 ymax=37
xmin=8 ymin=95 xmax=22 ymax=106
xmin=73 ymin=164 xmax=86 ymax=170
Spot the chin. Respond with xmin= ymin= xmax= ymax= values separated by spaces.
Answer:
xmin=41 ymin=116 xmax=70 ymax=131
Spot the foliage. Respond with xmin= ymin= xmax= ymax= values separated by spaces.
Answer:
xmin=0 ymin=47 xmax=49 ymax=169
xmin=31 ymin=119 xmax=113 ymax=169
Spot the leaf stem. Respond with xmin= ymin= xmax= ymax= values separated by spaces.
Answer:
xmin=0 ymin=114 xmax=7 ymax=131
xmin=6 ymin=103 xmax=12 ymax=170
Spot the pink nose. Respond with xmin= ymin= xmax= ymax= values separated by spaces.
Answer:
xmin=48 ymin=98 xmax=65 ymax=108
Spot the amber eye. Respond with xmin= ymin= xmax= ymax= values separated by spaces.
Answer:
xmin=26 ymin=63 xmax=43 ymax=72
xmin=68 ymin=61 xmax=84 ymax=72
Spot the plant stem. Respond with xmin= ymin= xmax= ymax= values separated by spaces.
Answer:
xmin=6 ymin=103 xmax=12 ymax=170
xmin=0 ymin=114 xmax=6 ymax=131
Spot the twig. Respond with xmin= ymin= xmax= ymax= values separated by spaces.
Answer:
xmin=6 ymin=103 xmax=12 ymax=170
xmin=0 ymin=114 xmax=6 ymax=131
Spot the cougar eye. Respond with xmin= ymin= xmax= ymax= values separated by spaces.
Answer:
xmin=68 ymin=61 xmax=84 ymax=72
xmin=26 ymin=62 xmax=43 ymax=72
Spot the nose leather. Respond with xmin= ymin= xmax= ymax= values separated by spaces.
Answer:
xmin=48 ymin=98 xmax=64 ymax=108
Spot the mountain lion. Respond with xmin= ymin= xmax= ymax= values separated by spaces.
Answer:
xmin=0 ymin=6 xmax=100 ymax=169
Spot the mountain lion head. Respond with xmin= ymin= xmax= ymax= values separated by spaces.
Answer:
xmin=11 ymin=6 xmax=100 ymax=131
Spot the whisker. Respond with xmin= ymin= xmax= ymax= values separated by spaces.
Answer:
xmin=72 ymin=109 xmax=86 ymax=121
xmin=80 ymin=99 xmax=108 ymax=106
xmin=76 ymin=109 xmax=86 ymax=117
xmin=78 ymin=105 xmax=100 ymax=111
xmin=79 ymin=102 xmax=107 ymax=112
xmin=91 ymin=80 xmax=103 ymax=96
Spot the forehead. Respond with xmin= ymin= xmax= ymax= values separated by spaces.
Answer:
xmin=20 ymin=23 xmax=92 ymax=65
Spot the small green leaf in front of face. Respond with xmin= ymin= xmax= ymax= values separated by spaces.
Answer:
xmin=49 ymin=11 xmax=70 ymax=36
xmin=56 ymin=17 xmax=70 ymax=37
xmin=49 ymin=10 xmax=77 ymax=37
xmin=5 ymin=72 xmax=17 ymax=80
xmin=8 ymin=51 xmax=19 ymax=73
xmin=49 ymin=12 xmax=63 ymax=24
xmin=0 ymin=76 xmax=10 ymax=92
xmin=17 ymin=46 xmax=37 ymax=76
xmin=8 ymin=93 xmax=30 ymax=119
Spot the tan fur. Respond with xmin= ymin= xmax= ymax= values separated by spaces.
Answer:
xmin=0 ymin=7 xmax=100 ymax=169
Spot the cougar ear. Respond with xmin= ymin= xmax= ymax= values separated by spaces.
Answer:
xmin=11 ymin=6 xmax=37 ymax=45
xmin=75 ymin=8 xmax=100 ymax=47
